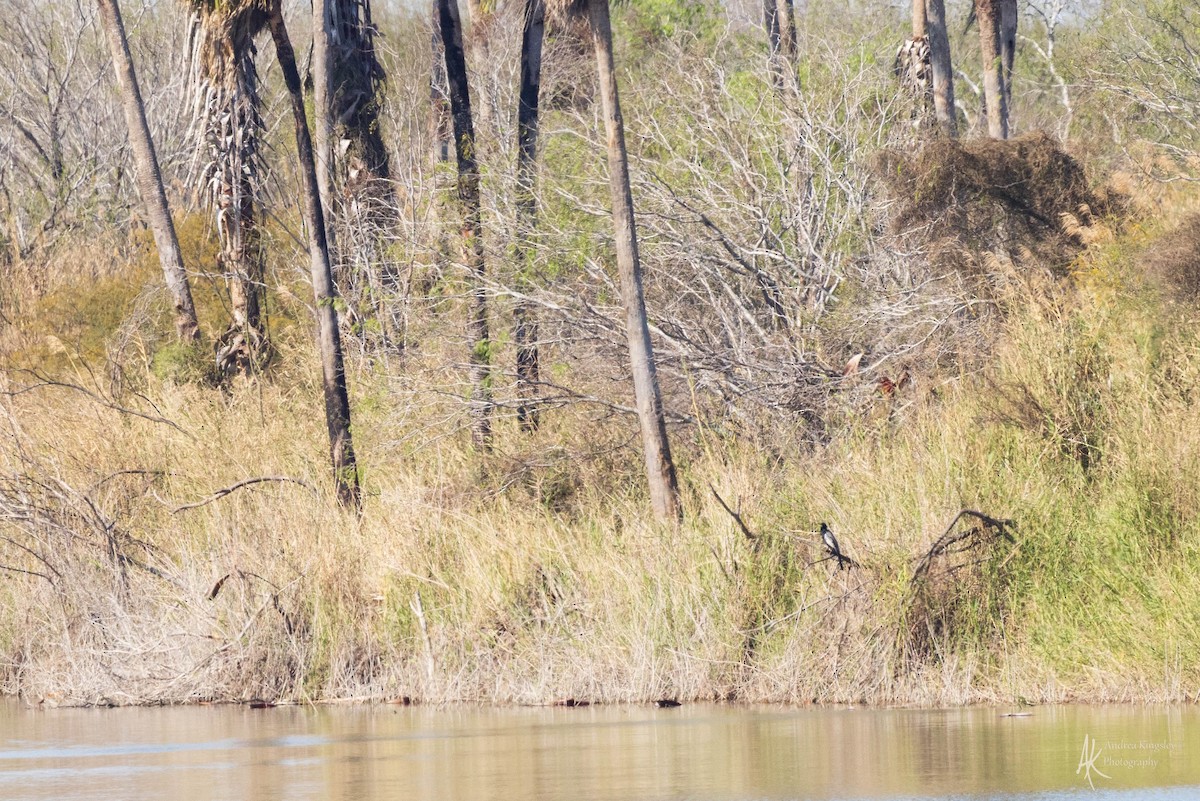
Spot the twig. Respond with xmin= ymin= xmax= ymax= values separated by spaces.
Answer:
xmin=171 ymin=476 xmax=318 ymax=513
xmin=3 ymin=371 xmax=193 ymax=438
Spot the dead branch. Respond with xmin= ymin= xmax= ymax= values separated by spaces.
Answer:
xmin=171 ymin=476 xmax=319 ymax=513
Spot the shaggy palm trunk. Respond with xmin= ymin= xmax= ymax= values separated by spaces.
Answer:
xmin=514 ymin=0 xmax=545 ymax=433
xmin=999 ymin=0 xmax=1017 ymax=126
xmin=587 ymin=0 xmax=682 ymax=522
xmin=977 ymin=0 xmax=1008 ymax=139
xmin=897 ymin=0 xmax=931 ymax=119
xmin=189 ymin=8 xmax=268 ymax=376
xmin=437 ymin=0 xmax=492 ymax=451
xmin=927 ymin=0 xmax=957 ymax=136
xmin=97 ymin=0 xmax=200 ymax=343
xmin=267 ymin=6 xmax=361 ymax=509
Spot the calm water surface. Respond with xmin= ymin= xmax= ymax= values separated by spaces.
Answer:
xmin=1 ymin=700 xmax=1197 ymax=800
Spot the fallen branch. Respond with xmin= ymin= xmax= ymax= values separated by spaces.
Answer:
xmin=172 ymin=476 xmax=318 ymax=513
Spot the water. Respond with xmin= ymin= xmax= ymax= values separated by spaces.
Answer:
xmin=0 ymin=700 xmax=1196 ymax=800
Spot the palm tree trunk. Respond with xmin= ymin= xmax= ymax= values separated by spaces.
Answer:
xmin=912 ymin=0 xmax=926 ymax=38
xmin=97 ymin=0 xmax=200 ymax=343
xmin=437 ymin=0 xmax=492 ymax=451
xmin=267 ymin=5 xmax=361 ymax=509
xmin=323 ymin=0 xmax=397 ymax=304
xmin=188 ymin=7 xmax=268 ymax=376
xmin=926 ymin=0 xmax=957 ymax=136
xmin=976 ymin=0 xmax=1008 ymax=139
xmin=515 ymin=0 xmax=545 ymax=433
xmin=312 ymin=0 xmax=340 ymax=266
xmin=587 ymin=0 xmax=682 ymax=522
xmin=429 ymin=0 xmax=453 ymax=295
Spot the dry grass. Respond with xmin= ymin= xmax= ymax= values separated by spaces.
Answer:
xmin=3 ymin=226 xmax=1199 ymax=708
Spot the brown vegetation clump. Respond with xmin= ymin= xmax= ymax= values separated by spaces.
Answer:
xmin=1140 ymin=213 xmax=1200 ymax=303
xmin=877 ymin=132 xmax=1119 ymax=276
xmin=904 ymin=512 xmax=1018 ymax=666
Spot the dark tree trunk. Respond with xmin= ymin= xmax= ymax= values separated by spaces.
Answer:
xmin=999 ymin=0 xmax=1017 ymax=126
xmin=587 ymin=0 xmax=682 ymax=522
xmin=926 ymin=0 xmax=957 ymax=136
xmin=514 ymin=0 xmax=545 ymax=433
xmin=976 ymin=0 xmax=1008 ymax=139
xmin=762 ymin=0 xmax=783 ymax=88
xmin=437 ymin=0 xmax=492 ymax=451
xmin=428 ymin=0 xmax=453 ymax=296
xmin=97 ymin=0 xmax=200 ymax=343
xmin=267 ymin=4 xmax=361 ymax=509
xmin=317 ymin=0 xmax=398 ymax=340
xmin=312 ymin=0 xmax=340 ymax=263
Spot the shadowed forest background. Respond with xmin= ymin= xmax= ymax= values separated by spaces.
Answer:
xmin=2 ymin=0 xmax=1200 ymax=707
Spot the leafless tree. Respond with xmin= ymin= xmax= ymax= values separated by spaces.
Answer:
xmin=567 ymin=0 xmax=683 ymax=521
xmin=96 ymin=0 xmax=200 ymax=343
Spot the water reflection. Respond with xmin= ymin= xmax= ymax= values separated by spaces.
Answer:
xmin=1 ymin=701 xmax=1196 ymax=800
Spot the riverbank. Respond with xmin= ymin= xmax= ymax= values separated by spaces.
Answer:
xmin=2 ymin=204 xmax=1199 ymax=708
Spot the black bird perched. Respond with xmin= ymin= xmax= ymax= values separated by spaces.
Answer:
xmin=821 ymin=522 xmax=851 ymax=570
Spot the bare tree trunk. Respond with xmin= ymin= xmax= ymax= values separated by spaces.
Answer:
xmin=927 ymin=0 xmax=957 ymax=136
xmin=912 ymin=0 xmax=926 ymax=37
xmin=515 ymin=0 xmax=545 ymax=433
xmin=97 ymin=0 xmax=200 ymax=343
xmin=587 ymin=0 xmax=682 ymax=522
xmin=999 ymin=0 xmax=1017 ymax=128
xmin=437 ymin=0 xmax=492 ymax=451
xmin=976 ymin=0 xmax=1008 ymax=139
xmin=778 ymin=0 xmax=797 ymax=62
xmin=267 ymin=5 xmax=361 ymax=510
